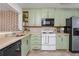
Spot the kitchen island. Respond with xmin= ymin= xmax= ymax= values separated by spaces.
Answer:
xmin=0 ymin=32 xmax=31 ymax=56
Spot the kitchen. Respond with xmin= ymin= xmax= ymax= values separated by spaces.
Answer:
xmin=0 ymin=3 xmax=79 ymax=56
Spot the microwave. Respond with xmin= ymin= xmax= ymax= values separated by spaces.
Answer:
xmin=41 ymin=18 xmax=54 ymax=26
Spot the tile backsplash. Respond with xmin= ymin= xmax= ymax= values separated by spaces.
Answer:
xmin=0 ymin=10 xmax=18 ymax=32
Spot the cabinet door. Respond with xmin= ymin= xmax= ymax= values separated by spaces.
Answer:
xmin=62 ymin=35 xmax=69 ymax=49
xmin=27 ymin=35 xmax=31 ymax=50
xmin=42 ymin=35 xmax=49 ymax=45
xmin=21 ymin=36 xmax=30 ymax=56
xmin=31 ymin=34 xmax=41 ymax=49
xmin=41 ymin=8 xmax=48 ymax=18
xmin=21 ymin=37 xmax=27 ymax=56
xmin=26 ymin=35 xmax=31 ymax=51
xmin=48 ymin=8 xmax=55 ymax=18
xmin=29 ymin=9 xmax=36 ymax=26
xmin=31 ymin=35 xmax=41 ymax=44
xmin=56 ymin=35 xmax=63 ymax=49
xmin=54 ymin=9 xmax=61 ymax=26
xmin=73 ymin=9 xmax=79 ymax=17
xmin=60 ymin=10 xmax=66 ymax=26
xmin=64 ymin=9 xmax=74 ymax=18
xmin=55 ymin=9 xmax=66 ymax=26
xmin=31 ymin=44 xmax=41 ymax=49
xmin=29 ymin=9 xmax=42 ymax=26
xmin=48 ymin=35 xmax=56 ymax=45
xmin=35 ymin=9 xmax=42 ymax=26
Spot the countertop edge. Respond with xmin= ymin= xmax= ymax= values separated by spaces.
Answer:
xmin=0 ymin=32 xmax=31 ymax=50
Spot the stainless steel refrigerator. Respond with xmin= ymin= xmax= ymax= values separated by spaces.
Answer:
xmin=69 ymin=16 xmax=79 ymax=52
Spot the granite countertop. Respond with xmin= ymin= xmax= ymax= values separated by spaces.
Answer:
xmin=0 ymin=32 xmax=30 ymax=50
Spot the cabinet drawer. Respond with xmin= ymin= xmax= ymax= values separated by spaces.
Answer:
xmin=31 ymin=35 xmax=41 ymax=37
xmin=31 ymin=44 xmax=41 ymax=49
xmin=41 ymin=45 xmax=56 ymax=50
xmin=31 ymin=41 xmax=41 ymax=45
xmin=31 ymin=38 xmax=41 ymax=41
xmin=31 ymin=38 xmax=41 ymax=44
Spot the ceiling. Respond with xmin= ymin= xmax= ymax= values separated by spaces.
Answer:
xmin=0 ymin=3 xmax=14 ymax=10
xmin=17 ymin=3 xmax=79 ymax=9
xmin=1 ymin=3 xmax=79 ymax=11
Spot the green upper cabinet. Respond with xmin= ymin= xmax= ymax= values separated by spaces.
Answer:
xmin=73 ymin=9 xmax=79 ymax=17
xmin=55 ymin=9 xmax=66 ymax=26
xmin=27 ymin=8 xmax=79 ymax=26
xmin=64 ymin=9 xmax=74 ymax=18
xmin=29 ymin=9 xmax=36 ymax=26
xmin=48 ymin=9 xmax=55 ymax=18
xmin=35 ymin=9 xmax=42 ymax=26
xmin=29 ymin=8 xmax=55 ymax=26
xmin=62 ymin=9 xmax=79 ymax=21
xmin=41 ymin=8 xmax=55 ymax=18
xmin=55 ymin=9 xmax=62 ymax=26
xmin=29 ymin=9 xmax=42 ymax=26
xmin=41 ymin=8 xmax=48 ymax=18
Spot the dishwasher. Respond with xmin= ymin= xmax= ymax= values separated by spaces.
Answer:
xmin=41 ymin=31 xmax=56 ymax=50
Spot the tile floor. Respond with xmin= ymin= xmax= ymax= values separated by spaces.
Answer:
xmin=28 ymin=50 xmax=79 ymax=56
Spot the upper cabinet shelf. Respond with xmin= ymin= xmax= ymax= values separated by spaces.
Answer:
xmin=23 ymin=11 xmax=29 ymax=22
xmin=23 ymin=11 xmax=29 ymax=31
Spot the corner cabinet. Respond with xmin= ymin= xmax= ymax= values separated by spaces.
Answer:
xmin=56 ymin=34 xmax=69 ymax=50
xmin=21 ymin=34 xmax=31 ymax=56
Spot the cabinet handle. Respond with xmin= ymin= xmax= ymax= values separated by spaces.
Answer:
xmin=48 ymin=36 xmax=49 ymax=43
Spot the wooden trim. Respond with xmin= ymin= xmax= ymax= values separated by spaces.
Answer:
xmin=23 ymin=20 xmax=28 ymax=22
xmin=56 ymin=49 xmax=68 ymax=51
xmin=23 ymin=26 xmax=65 ymax=28
xmin=23 ymin=11 xmax=28 ymax=13
xmin=54 ymin=26 xmax=65 ymax=28
xmin=26 ymin=51 xmax=30 ymax=56
xmin=23 ymin=26 xmax=42 ymax=28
